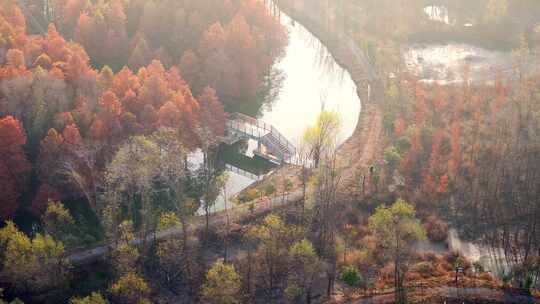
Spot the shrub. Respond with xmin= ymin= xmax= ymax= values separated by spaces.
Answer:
xmin=339 ymin=266 xmax=363 ymax=287
xmin=434 ymin=263 xmax=449 ymax=276
xmin=478 ymin=272 xmax=493 ymax=281
xmin=265 ymin=184 xmax=276 ymax=196
xmin=423 ymin=215 xmax=449 ymax=242
xmin=406 ymin=272 xmax=422 ymax=281
xmin=411 ymin=261 xmax=435 ymax=278
xmin=70 ymin=292 xmax=108 ymax=304
xmin=444 ymin=251 xmax=463 ymax=266
xmin=384 ymin=146 xmax=402 ymax=171
xmin=110 ymin=272 xmax=150 ymax=304
xmin=396 ymin=136 xmax=411 ymax=153
xmin=285 ymin=284 xmax=302 ymax=300
xmin=246 ymin=189 xmax=261 ymax=201
xmin=473 ymin=261 xmax=484 ymax=273
xmin=238 ymin=188 xmax=261 ymax=203
xmin=500 ymin=271 xmax=513 ymax=287
xmin=379 ymin=263 xmax=395 ymax=282
xmin=423 ymin=252 xmax=438 ymax=263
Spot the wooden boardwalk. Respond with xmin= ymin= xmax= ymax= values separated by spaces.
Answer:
xmin=224 ymin=112 xmax=296 ymax=163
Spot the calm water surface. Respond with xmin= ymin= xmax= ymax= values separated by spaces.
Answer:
xmin=196 ymin=12 xmax=361 ymax=214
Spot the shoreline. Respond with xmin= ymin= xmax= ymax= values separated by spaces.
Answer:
xmin=270 ymin=0 xmax=385 ymax=189
xmin=67 ymin=1 xmax=386 ymax=265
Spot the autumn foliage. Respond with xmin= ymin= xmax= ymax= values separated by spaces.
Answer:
xmin=0 ymin=116 xmax=30 ymax=218
xmin=0 ymin=0 xmax=285 ymax=220
xmin=381 ymin=68 xmax=516 ymax=206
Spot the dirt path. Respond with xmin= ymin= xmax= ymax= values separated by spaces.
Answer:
xmin=67 ymin=190 xmax=303 ymax=265
xmin=336 ymin=104 xmax=383 ymax=190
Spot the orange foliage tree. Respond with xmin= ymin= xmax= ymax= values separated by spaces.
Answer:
xmin=0 ymin=116 xmax=31 ymax=219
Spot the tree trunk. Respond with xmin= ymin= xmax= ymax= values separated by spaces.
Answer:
xmin=223 ymin=185 xmax=230 ymax=262
xmin=205 ymin=206 xmax=210 ymax=236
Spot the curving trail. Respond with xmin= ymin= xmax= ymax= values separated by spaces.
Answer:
xmin=336 ymin=104 xmax=383 ymax=191
xmin=68 ymin=3 xmax=385 ymax=266
xmin=67 ymin=190 xmax=303 ymax=265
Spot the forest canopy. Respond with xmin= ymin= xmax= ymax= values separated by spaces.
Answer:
xmin=0 ymin=0 xmax=286 ymax=223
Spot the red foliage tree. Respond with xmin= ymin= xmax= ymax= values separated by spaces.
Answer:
xmin=422 ymin=170 xmax=436 ymax=195
xmin=428 ymin=131 xmax=443 ymax=173
xmin=63 ymin=123 xmax=82 ymax=147
xmin=138 ymin=66 xmax=170 ymax=107
xmin=44 ymin=24 xmax=70 ymax=63
xmin=394 ymin=117 xmax=406 ymax=137
xmin=437 ymin=174 xmax=449 ymax=194
xmin=157 ymin=101 xmax=182 ymax=128
xmin=6 ymin=49 xmax=25 ymax=68
xmin=96 ymin=90 xmax=123 ymax=140
xmin=199 ymin=22 xmax=226 ymax=58
xmin=448 ymin=120 xmax=461 ymax=177
xmin=198 ymin=86 xmax=226 ymax=138
xmin=202 ymin=49 xmax=238 ymax=102
xmin=99 ymin=90 xmax=123 ymax=120
xmin=64 ymin=51 xmax=90 ymax=84
xmin=0 ymin=116 xmax=31 ymax=219
xmin=113 ymin=66 xmax=140 ymax=99
xmin=54 ymin=111 xmax=75 ymax=130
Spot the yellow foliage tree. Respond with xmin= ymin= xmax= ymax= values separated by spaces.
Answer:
xmin=303 ymin=111 xmax=341 ymax=167
xmin=155 ymin=212 xmax=184 ymax=288
xmin=109 ymin=272 xmax=151 ymax=304
xmin=201 ymin=260 xmax=241 ymax=304
xmin=0 ymin=221 xmax=68 ymax=293
xmin=70 ymin=292 xmax=108 ymax=304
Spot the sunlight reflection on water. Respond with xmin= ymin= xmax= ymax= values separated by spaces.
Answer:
xmin=197 ymin=10 xmax=361 ymax=214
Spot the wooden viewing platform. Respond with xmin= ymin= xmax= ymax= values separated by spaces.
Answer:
xmin=223 ymin=112 xmax=296 ymax=164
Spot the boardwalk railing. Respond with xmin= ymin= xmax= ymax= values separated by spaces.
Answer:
xmin=225 ymin=163 xmax=263 ymax=180
xmin=225 ymin=112 xmax=297 ymax=162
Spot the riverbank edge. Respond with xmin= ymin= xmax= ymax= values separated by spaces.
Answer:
xmin=273 ymin=2 xmax=371 ymax=135
xmin=242 ymin=1 xmax=385 ymax=194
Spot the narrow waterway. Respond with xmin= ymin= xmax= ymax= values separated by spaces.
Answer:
xmin=196 ymin=11 xmax=361 ymax=214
